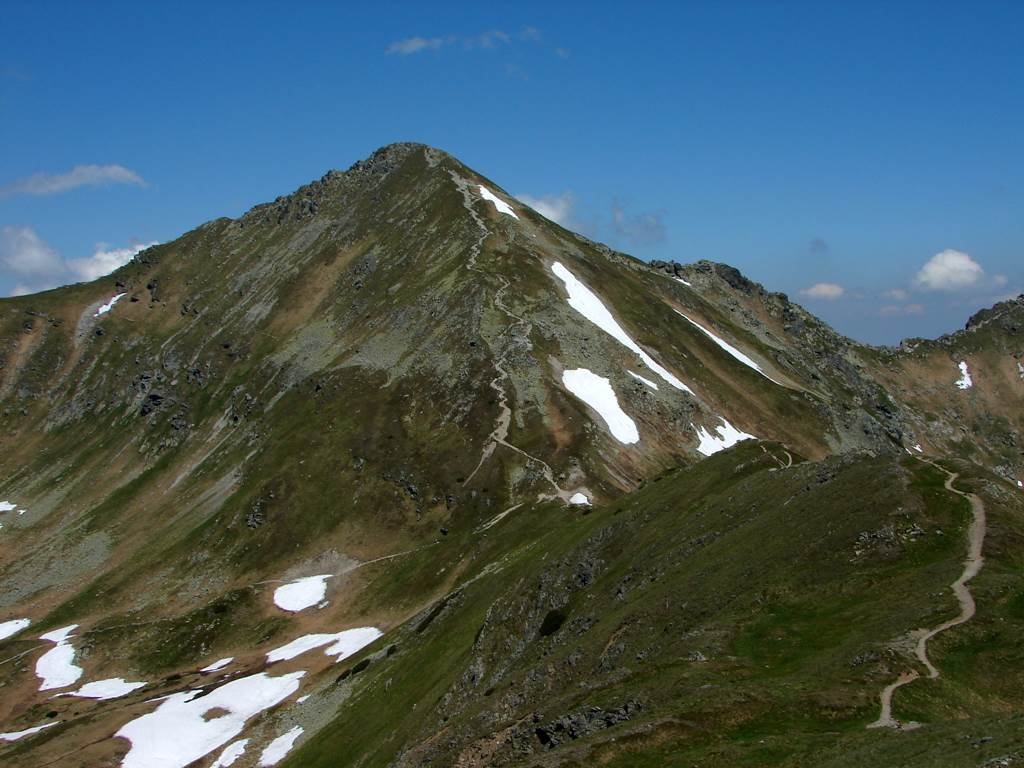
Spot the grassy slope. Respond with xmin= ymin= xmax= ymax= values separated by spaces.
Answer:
xmin=285 ymin=443 xmax=1024 ymax=767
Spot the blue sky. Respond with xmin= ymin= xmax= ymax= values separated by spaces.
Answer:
xmin=1 ymin=1 xmax=1021 ymax=344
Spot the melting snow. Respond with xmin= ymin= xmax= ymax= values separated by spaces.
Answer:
xmin=296 ymin=695 xmax=310 ymax=704
xmin=955 ymin=361 xmax=973 ymax=389
xmin=1018 ymin=362 xmax=1024 ymax=378
xmin=95 ymin=293 xmax=126 ymax=317
xmin=0 ymin=501 xmax=16 ymax=512
xmin=478 ymin=185 xmax=519 ymax=219
xmin=115 ymin=671 xmax=304 ymax=768
xmin=562 ymin=368 xmax=640 ymax=444
xmin=201 ymin=657 xmax=234 ymax=673
xmin=36 ymin=625 xmax=83 ymax=691
xmin=627 ymin=370 xmax=659 ymax=390
xmin=551 ymin=262 xmax=693 ymax=394
xmin=211 ymin=739 xmax=249 ymax=767
xmin=0 ymin=618 xmax=31 ymax=640
xmin=0 ymin=722 xmax=58 ymax=742
xmin=267 ymin=627 xmax=382 ymax=664
xmin=913 ymin=444 xmax=923 ymax=453
xmin=568 ymin=493 xmax=590 ymax=505
xmin=273 ymin=575 xmax=331 ymax=612
xmin=258 ymin=726 xmax=304 ymax=766
xmin=674 ymin=277 xmax=693 ymax=287
xmin=693 ymin=418 xmax=756 ymax=456
xmin=673 ymin=310 xmax=785 ymax=386
xmin=63 ymin=677 xmax=146 ymax=700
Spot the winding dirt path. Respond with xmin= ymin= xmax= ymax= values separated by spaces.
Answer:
xmin=448 ymin=173 xmax=567 ymax=502
xmin=868 ymin=460 xmax=986 ymax=730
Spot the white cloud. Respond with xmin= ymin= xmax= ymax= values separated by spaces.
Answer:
xmin=386 ymin=36 xmax=448 ymax=55
xmin=1 ymin=227 xmax=158 ymax=296
xmin=0 ymin=164 xmax=146 ymax=198
xmin=883 ymin=288 xmax=908 ymax=300
xmin=800 ymin=282 xmax=845 ymax=300
xmin=67 ymin=241 xmax=159 ymax=282
xmin=516 ymin=192 xmax=575 ymax=225
xmin=387 ymin=26 xmax=559 ymax=58
xmin=0 ymin=226 xmax=64 ymax=278
xmin=913 ymin=249 xmax=984 ymax=291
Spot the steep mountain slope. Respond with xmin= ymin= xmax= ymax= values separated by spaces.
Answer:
xmin=0 ymin=143 xmax=1021 ymax=767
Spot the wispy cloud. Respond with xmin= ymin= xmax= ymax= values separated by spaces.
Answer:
xmin=386 ymin=36 xmax=450 ymax=55
xmin=0 ymin=226 xmax=64 ymax=278
xmin=1 ymin=226 xmax=157 ymax=295
xmin=610 ymin=200 xmax=666 ymax=246
xmin=879 ymin=303 xmax=924 ymax=316
xmin=0 ymin=164 xmax=146 ymax=199
xmin=800 ymin=282 xmax=845 ymax=300
xmin=517 ymin=192 xmax=575 ymax=226
xmin=386 ymin=25 xmax=560 ymax=59
xmin=808 ymin=237 xmax=828 ymax=256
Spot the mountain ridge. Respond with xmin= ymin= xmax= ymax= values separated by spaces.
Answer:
xmin=0 ymin=143 xmax=1021 ymax=767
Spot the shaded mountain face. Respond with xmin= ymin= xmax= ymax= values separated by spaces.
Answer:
xmin=0 ymin=144 xmax=1021 ymax=767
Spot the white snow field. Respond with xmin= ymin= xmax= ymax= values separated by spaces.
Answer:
xmin=692 ymin=418 xmax=756 ymax=456
xmin=568 ymin=493 xmax=590 ymax=505
xmin=0 ymin=618 xmax=30 ymax=640
xmin=562 ymin=368 xmax=640 ymax=444
xmin=673 ymin=310 xmax=785 ymax=386
xmin=0 ymin=722 xmax=58 ymax=742
xmin=36 ymin=625 xmax=83 ymax=691
xmin=551 ymin=262 xmax=693 ymax=393
xmin=95 ymin=293 xmax=126 ymax=317
xmin=258 ymin=726 xmax=304 ymax=766
xmin=64 ymin=677 xmax=146 ymax=700
xmin=115 ymin=671 xmax=304 ymax=768
xmin=267 ymin=626 xmax=383 ymax=664
xmin=211 ymin=739 xmax=249 ymax=767
xmin=478 ymin=185 xmax=519 ymax=218
xmin=201 ymin=657 xmax=234 ymax=673
xmin=627 ymin=370 xmax=659 ymax=390
xmin=273 ymin=575 xmax=331 ymax=612
xmin=956 ymin=361 xmax=973 ymax=389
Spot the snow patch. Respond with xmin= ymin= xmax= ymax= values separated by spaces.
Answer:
xmin=568 ymin=493 xmax=590 ymax=505
xmin=0 ymin=501 xmax=16 ymax=512
xmin=0 ymin=618 xmax=30 ymax=640
xmin=63 ymin=677 xmax=146 ymax=700
xmin=201 ymin=657 xmax=234 ymax=673
xmin=36 ymin=624 xmax=83 ymax=691
xmin=95 ymin=293 xmax=126 ymax=317
xmin=551 ymin=262 xmax=692 ymax=394
xmin=955 ymin=361 xmax=973 ymax=389
xmin=273 ymin=575 xmax=331 ymax=612
xmin=562 ymin=368 xmax=639 ymax=444
xmin=0 ymin=722 xmax=58 ymax=742
xmin=267 ymin=627 xmax=382 ymax=664
xmin=693 ymin=418 xmax=756 ymax=456
xmin=1017 ymin=361 xmax=1023 ymax=378
xmin=913 ymin=444 xmax=923 ymax=453
xmin=211 ymin=739 xmax=249 ymax=767
xmin=258 ymin=726 xmax=304 ymax=766
xmin=627 ymin=370 xmax=658 ymax=390
xmin=673 ymin=310 xmax=785 ymax=386
xmin=478 ymin=186 xmax=519 ymax=219
xmin=115 ymin=671 xmax=304 ymax=768
xmin=674 ymin=276 xmax=693 ymax=287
